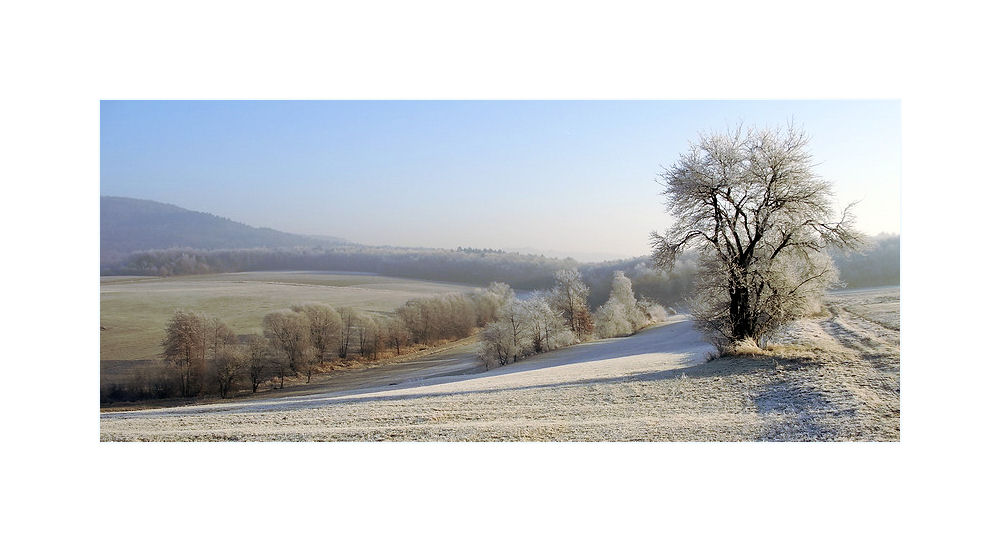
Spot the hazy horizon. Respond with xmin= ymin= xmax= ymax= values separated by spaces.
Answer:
xmin=101 ymin=100 xmax=900 ymax=261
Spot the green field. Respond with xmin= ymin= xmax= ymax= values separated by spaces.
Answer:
xmin=100 ymin=271 xmax=476 ymax=361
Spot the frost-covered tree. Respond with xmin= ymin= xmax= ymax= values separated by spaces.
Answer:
xmin=594 ymin=271 xmax=647 ymax=339
xmin=650 ymin=124 xmax=863 ymax=345
xmin=549 ymin=269 xmax=593 ymax=338
xmin=637 ymin=296 xmax=671 ymax=324
xmin=473 ymin=282 xmax=515 ymax=325
xmin=478 ymin=299 xmax=533 ymax=368
xmin=523 ymin=293 xmax=575 ymax=353
xmin=479 ymin=293 xmax=574 ymax=368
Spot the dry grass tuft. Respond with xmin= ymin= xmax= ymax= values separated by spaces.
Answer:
xmin=723 ymin=338 xmax=766 ymax=357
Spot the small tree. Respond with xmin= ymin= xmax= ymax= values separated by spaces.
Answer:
xmin=336 ymin=307 xmax=357 ymax=359
xmin=472 ymin=282 xmax=514 ymax=326
xmin=384 ymin=316 xmax=411 ymax=355
xmin=300 ymin=345 xmax=319 ymax=383
xmin=594 ymin=271 xmax=647 ymax=338
xmin=523 ymin=293 xmax=574 ymax=353
xmin=549 ymin=269 xmax=593 ymax=339
xmin=292 ymin=303 xmax=342 ymax=365
xmin=269 ymin=354 xmax=288 ymax=389
xmin=359 ymin=317 xmax=385 ymax=360
xmin=651 ymin=124 xmax=863 ymax=346
xmin=213 ymin=344 xmax=245 ymax=399
xmin=204 ymin=317 xmax=237 ymax=391
xmin=355 ymin=314 xmax=377 ymax=359
xmin=245 ymin=333 xmax=270 ymax=393
xmin=161 ymin=310 xmax=208 ymax=397
xmin=478 ymin=299 xmax=532 ymax=368
xmin=263 ymin=310 xmax=310 ymax=386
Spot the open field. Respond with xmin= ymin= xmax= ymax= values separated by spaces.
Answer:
xmin=100 ymin=286 xmax=899 ymax=441
xmin=100 ymin=271 xmax=477 ymax=361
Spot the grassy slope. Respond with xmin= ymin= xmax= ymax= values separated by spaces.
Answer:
xmin=100 ymin=271 xmax=476 ymax=361
xmin=100 ymin=287 xmax=899 ymax=441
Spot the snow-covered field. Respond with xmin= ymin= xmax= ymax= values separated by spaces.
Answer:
xmin=101 ymin=287 xmax=900 ymax=441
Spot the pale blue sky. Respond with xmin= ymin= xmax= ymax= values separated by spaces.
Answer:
xmin=101 ymin=100 xmax=900 ymax=261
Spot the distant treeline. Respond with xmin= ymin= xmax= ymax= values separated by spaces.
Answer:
xmin=829 ymin=234 xmax=900 ymax=289
xmin=107 ymin=246 xmax=571 ymax=291
xmin=104 ymin=235 xmax=899 ymax=308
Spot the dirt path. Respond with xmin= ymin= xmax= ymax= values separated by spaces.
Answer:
xmin=751 ymin=288 xmax=900 ymax=440
xmin=257 ymin=337 xmax=486 ymax=400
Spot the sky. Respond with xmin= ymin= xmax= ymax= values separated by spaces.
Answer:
xmin=101 ymin=100 xmax=900 ymax=261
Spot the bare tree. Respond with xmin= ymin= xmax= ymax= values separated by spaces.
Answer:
xmin=204 ymin=317 xmax=237 ymax=390
xmin=292 ymin=303 xmax=342 ymax=365
xmin=263 ymin=310 xmax=310 ymax=387
xmin=269 ymin=354 xmax=288 ymax=390
xmin=358 ymin=316 xmax=385 ymax=361
xmin=300 ymin=345 xmax=319 ymax=383
xmin=245 ymin=333 xmax=270 ymax=393
xmin=399 ymin=298 xmax=432 ymax=345
xmin=384 ymin=316 xmax=411 ymax=355
xmin=336 ymin=307 xmax=357 ymax=359
xmin=356 ymin=314 xmax=373 ymax=359
xmin=213 ymin=344 xmax=246 ymax=398
xmin=161 ymin=310 xmax=208 ymax=397
xmin=650 ymin=124 xmax=863 ymax=346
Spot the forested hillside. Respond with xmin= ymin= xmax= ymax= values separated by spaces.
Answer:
xmin=100 ymin=196 xmax=348 ymax=265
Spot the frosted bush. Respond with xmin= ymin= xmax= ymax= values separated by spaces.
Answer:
xmin=595 ymin=272 xmax=655 ymax=338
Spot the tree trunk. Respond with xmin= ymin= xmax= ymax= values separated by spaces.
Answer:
xmin=730 ymin=284 xmax=753 ymax=341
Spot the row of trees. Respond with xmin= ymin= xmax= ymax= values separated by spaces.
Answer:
xmin=478 ymin=269 xmax=669 ymax=368
xmin=108 ymin=245 xmax=572 ymax=291
xmin=109 ymin=286 xmax=518 ymax=402
xmin=102 ymin=267 xmax=671 ymax=403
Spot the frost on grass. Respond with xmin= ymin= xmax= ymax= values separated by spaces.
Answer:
xmin=101 ymin=288 xmax=899 ymax=442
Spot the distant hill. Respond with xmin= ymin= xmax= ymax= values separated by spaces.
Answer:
xmin=100 ymin=196 xmax=349 ymax=266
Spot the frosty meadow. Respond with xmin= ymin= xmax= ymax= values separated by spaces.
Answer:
xmin=100 ymin=101 xmax=900 ymax=441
